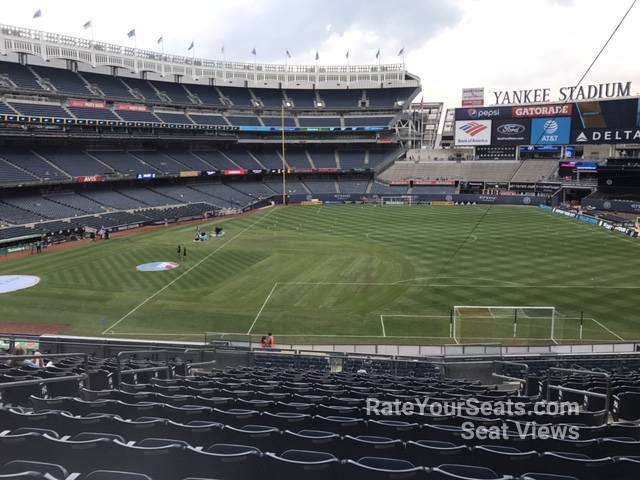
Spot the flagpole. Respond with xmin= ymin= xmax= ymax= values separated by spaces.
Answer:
xmin=281 ymin=103 xmax=287 ymax=206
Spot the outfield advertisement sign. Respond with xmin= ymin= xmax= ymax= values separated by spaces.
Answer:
xmin=512 ymin=104 xmax=573 ymax=118
xmin=455 ymin=107 xmax=509 ymax=120
xmin=287 ymin=193 xmax=547 ymax=206
xmin=530 ymin=117 xmax=571 ymax=145
xmin=454 ymin=120 xmax=492 ymax=146
xmin=539 ymin=205 xmax=639 ymax=238
xmin=572 ymin=128 xmax=640 ymax=144
xmin=492 ymin=119 xmax=530 ymax=145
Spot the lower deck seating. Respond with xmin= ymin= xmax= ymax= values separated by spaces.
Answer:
xmin=0 ymin=357 xmax=635 ymax=480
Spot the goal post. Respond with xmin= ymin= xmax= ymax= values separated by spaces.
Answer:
xmin=452 ymin=306 xmax=557 ymax=343
xmin=379 ymin=196 xmax=413 ymax=206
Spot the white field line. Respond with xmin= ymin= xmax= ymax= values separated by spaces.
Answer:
xmin=110 ymin=330 xmax=614 ymax=343
xmin=590 ymin=318 xmax=626 ymax=341
xmin=247 ymin=282 xmax=278 ymax=334
xmin=279 ymin=281 xmax=640 ymax=289
xmin=379 ymin=315 xmax=386 ymax=337
xmin=102 ymin=209 xmax=274 ymax=334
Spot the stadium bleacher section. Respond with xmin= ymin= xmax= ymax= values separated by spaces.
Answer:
xmin=80 ymin=71 xmax=136 ymax=100
xmin=0 ymin=62 xmax=44 ymax=91
xmin=381 ymin=161 xmax=523 ymax=183
xmin=36 ymin=151 xmax=113 ymax=177
xmin=8 ymin=102 xmax=71 ymax=118
xmin=30 ymin=65 xmax=92 ymax=96
xmin=0 ymin=346 xmax=638 ymax=479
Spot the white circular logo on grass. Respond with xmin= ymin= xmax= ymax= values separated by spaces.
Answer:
xmin=0 ymin=275 xmax=40 ymax=294
xmin=136 ymin=262 xmax=179 ymax=272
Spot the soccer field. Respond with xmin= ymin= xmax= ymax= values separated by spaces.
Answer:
xmin=1 ymin=204 xmax=640 ymax=345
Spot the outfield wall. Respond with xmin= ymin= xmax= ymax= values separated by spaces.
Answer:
xmin=286 ymin=193 xmax=549 ymax=206
xmin=582 ymin=198 xmax=640 ymax=214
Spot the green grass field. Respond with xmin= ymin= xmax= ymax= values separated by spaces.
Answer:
xmin=1 ymin=204 xmax=640 ymax=345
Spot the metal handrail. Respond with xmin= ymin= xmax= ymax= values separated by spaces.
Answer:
xmin=493 ymin=360 xmax=530 ymax=385
xmin=116 ymin=349 xmax=169 ymax=386
xmin=0 ymin=373 xmax=87 ymax=389
xmin=0 ymin=352 xmax=91 ymax=389
xmin=546 ymin=367 xmax=611 ymax=413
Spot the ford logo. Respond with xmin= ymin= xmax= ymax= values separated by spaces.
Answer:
xmin=497 ymin=124 xmax=525 ymax=134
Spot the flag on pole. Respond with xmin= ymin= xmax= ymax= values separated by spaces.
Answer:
xmin=188 ymin=41 xmax=194 ymax=51
xmin=83 ymin=20 xmax=92 ymax=30
xmin=221 ymin=45 xmax=225 ymax=54
xmin=251 ymin=47 xmax=257 ymax=56
xmin=375 ymin=49 xmax=380 ymax=60
xmin=157 ymin=35 xmax=163 ymax=45
xmin=315 ymin=50 xmax=319 ymax=61
xmin=127 ymin=29 xmax=136 ymax=38
xmin=345 ymin=50 xmax=349 ymax=60
xmin=33 ymin=9 xmax=42 ymax=19
xmin=397 ymin=47 xmax=405 ymax=56
xmin=286 ymin=50 xmax=291 ymax=59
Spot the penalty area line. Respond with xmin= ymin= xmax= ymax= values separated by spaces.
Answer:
xmin=379 ymin=315 xmax=386 ymax=337
xmin=590 ymin=317 xmax=625 ymax=341
xmin=247 ymin=282 xmax=278 ymax=334
xmin=102 ymin=209 xmax=275 ymax=335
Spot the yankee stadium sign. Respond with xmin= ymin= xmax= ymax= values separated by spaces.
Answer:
xmin=492 ymin=81 xmax=631 ymax=105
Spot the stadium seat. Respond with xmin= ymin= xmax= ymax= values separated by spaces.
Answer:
xmin=264 ymin=450 xmax=341 ymax=480
xmin=368 ymin=419 xmax=422 ymax=441
xmin=281 ymin=430 xmax=343 ymax=457
xmin=343 ymin=435 xmax=405 ymax=460
xmin=537 ymin=452 xmax=612 ymax=480
xmin=469 ymin=445 xmax=538 ymax=476
xmin=405 ymin=441 xmax=468 ymax=467
xmin=430 ymin=464 xmax=508 ymax=480
xmin=84 ymin=472 xmax=153 ymax=480
xmin=0 ymin=461 xmax=67 ymax=480
xmin=613 ymin=392 xmax=640 ymax=421
xmin=343 ymin=456 xmax=426 ymax=480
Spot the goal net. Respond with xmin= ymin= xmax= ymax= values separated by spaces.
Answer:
xmin=380 ymin=196 xmax=413 ymax=206
xmin=452 ymin=306 xmax=557 ymax=343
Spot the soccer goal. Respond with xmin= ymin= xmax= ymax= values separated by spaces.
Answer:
xmin=379 ymin=196 xmax=413 ymax=206
xmin=452 ymin=305 xmax=557 ymax=343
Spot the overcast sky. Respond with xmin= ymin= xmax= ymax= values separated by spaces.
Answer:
xmin=4 ymin=0 xmax=639 ymax=110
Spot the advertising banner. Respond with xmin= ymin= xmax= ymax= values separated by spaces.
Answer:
xmin=512 ymin=104 xmax=573 ymax=118
xmin=76 ymin=175 xmax=104 ymax=183
xmin=115 ymin=104 xmax=149 ymax=112
xmin=530 ymin=117 xmax=571 ymax=145
xmin=413 ymin=180 xmax=457 ymax=186
xmin=462 ymin=87 xmax=485 ymax=107
xmin=454 ymin=120 xmax=492 ymax=146
xmin=455 ymin=107 xmax=510 ymax=121
xmin=572 ymin=128 xmax=640 ymax=144
xmin=68 ymin=100 xmax=106 ymax=109
xmin=492 ymin=119 xmax=531 ymax=145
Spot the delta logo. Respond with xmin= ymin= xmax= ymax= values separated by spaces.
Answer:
xmin=460 ymin=122 xmax=488 ymax=136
